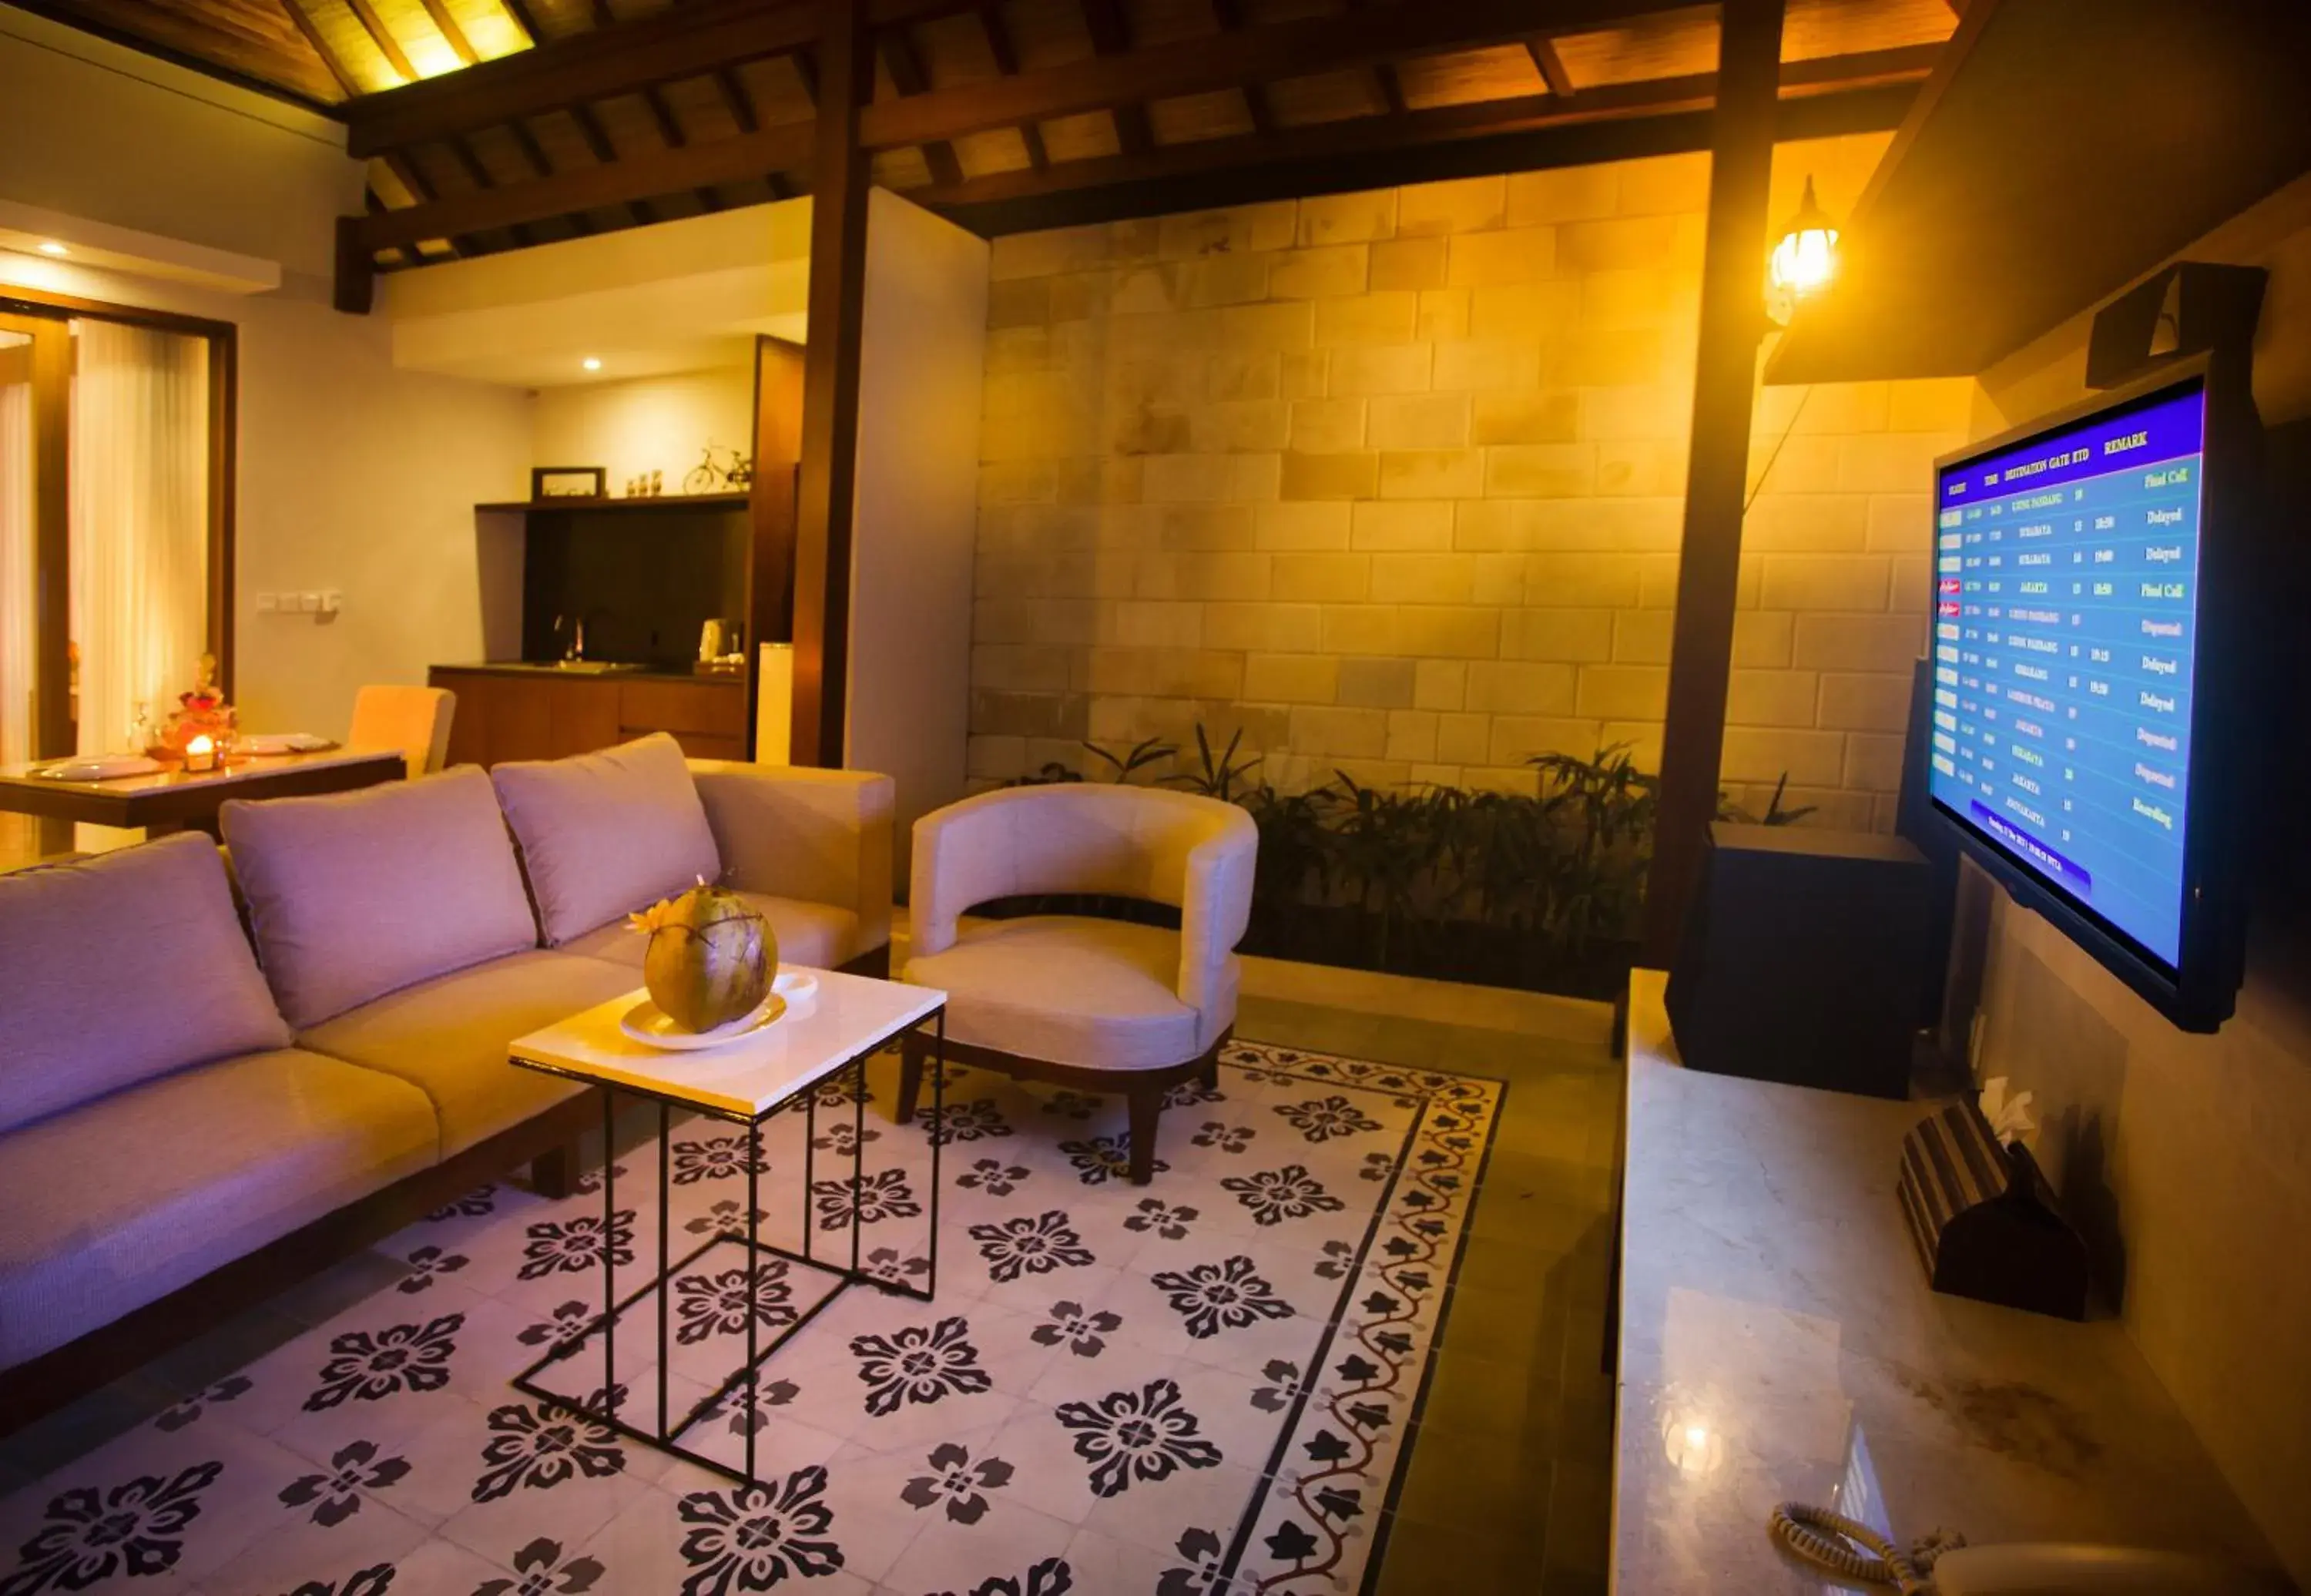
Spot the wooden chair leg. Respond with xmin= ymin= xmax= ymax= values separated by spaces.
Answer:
xmin=895 ymin=1040 xmax=926 ymax=1125
xmin=531 ymin=1142 xmax=579 ymax=1200
xmin=1127 ymin=1087 xmax=1162 ymax=1185
xmin=1199 ymin=1050 xmax=1219 ymax=1089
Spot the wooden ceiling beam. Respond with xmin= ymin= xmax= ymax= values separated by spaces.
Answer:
xmin=357 ymin=117 xmax=815 ymax=250
xmin=1206 ymin=0 xmax=1274 ymax=136
xmin=417 ymin=0 xmax=481 ymax=66
xmin=276 ymin=0 xmax=362 ymax=97
xmin=346 ymin=0 xmax=976 ymax=157
xmin=344 ymin=0 xmax=419 ymax=83
xmin=858 ymin=0 xmax=1689 ymax=150
xmin=882 ymin=25 xmax=965 ymax=184
xmin=1528 ymin=35 xmax=1575 ymax=97
xmin=974 ymin=3 xmax=1047 ymax=168
xmin=1078 ymin=0 xmax=1153 ymax=156
xmin=910 ymin=45 xmax=1937 ymax=211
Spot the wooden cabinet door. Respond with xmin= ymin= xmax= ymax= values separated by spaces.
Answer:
xmin=552 ymin=679 xmax=622 ymax=757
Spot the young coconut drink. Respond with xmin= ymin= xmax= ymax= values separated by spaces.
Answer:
xmin=629 ymin=881 xmax=776 ymax=1032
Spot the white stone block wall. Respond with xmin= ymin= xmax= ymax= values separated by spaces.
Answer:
xmin=968 ymin=147 xmax=1974 ymax=830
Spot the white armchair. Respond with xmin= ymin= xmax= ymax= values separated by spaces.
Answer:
xmin=901 ymin=783 xmax=1257 ymax=1184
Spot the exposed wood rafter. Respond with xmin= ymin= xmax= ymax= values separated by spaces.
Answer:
xmin=1079 ymin=0 xmax=1153 ymax=156
xmin=882 ymin=25 xmax=964 ymax=184
xmin=974 ymin=4 xmax=1047 ymax=169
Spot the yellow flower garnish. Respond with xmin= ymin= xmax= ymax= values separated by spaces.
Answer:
xmin=627 ymin=896 xmax=679 ymax=935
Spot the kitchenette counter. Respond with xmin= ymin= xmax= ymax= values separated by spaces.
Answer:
xmin=429 ymin=663 xmax=749 ymax=766
xmin=1612 ymin=967 xmax=2281 ymax=1591
xmin=431 ymin=661 xmax=744 ymax=684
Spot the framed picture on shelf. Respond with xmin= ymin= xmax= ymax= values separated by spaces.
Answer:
xmin=532 ymin=466 xmax=605 ymax=500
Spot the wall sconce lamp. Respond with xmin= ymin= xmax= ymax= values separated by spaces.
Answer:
xmin=1767 ymin=176 xmax=1840 ymax=326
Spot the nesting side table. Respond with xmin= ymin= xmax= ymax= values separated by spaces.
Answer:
xmin=505 ymin=969 xmax=946 ymax=1484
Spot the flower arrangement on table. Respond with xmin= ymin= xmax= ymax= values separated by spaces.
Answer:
xmin=149 ymin=654 xmax=239 ymax=767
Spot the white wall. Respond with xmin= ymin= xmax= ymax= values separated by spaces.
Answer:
xmin=1969 ymin=171 xmax=2311 ymax=1584
xmin=0 ymin=10 xmax=532 ymax=741
xmin=849 ymin=188 xmax=990 ymax=875
xmin=532 ymin=366 xmax=756 ymax=497
xmin=0 ymin=6 xmax=356 ymax=281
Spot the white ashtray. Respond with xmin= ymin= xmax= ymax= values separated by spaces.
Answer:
xmin=619 ymin=969 xmax=819 ymax=1051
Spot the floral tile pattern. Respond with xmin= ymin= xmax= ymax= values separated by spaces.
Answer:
xmin=0 ymin=1041 xmax=1499 ymax=1596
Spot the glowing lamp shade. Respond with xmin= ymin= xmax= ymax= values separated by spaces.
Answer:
xmin=1768 ymin=176 xmax=1840 ymax=319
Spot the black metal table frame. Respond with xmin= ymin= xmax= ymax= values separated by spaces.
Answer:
xmin=508 ymin=1004 xmax=944 ymax=1485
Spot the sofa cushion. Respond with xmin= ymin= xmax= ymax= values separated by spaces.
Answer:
xmin=904 ymin=916 xmax=1203 ymax=1071
xmin=0 ymin=1047 xmax=437 ymax=1370
xmin=558 ymin=890 xmax=861 ymax=973
xmin=223 ymin=766 xmax=539 ymax=1030
xmin=491 ymin=733 xmax=723 ymax=946
xmin=298 ymin=950 xmax=639 ymax=1158
xmin=0 ymin=833 xmax=292 ymax=1135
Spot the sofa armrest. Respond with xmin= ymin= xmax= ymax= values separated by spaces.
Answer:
xmin=1176 ymin=808 xmax=1257 ymax=1020
xmin=687 ymin=762 xmax=894 ymax=957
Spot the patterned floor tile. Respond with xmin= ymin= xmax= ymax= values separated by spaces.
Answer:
xmin=1 ymin=1041 xmax=1501 ymax=1596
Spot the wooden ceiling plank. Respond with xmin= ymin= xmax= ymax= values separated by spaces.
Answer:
xmin=565 ymin=102 xmax=659 ymax=223
xmin=1207 ymin=0 xmax=1276 ymax=134
xmin=347 ymin=0 xmax=825 ymax=156
xmin=416 ymin=0 xmax=481 ymax=65
xmin=1528 ymin=35 xmax=1576 ymax=96
xmin=883 ymin=25 xmax=967 ymax=183
xmin=858 ymin=0 xmax=1689 ymax=150
xmin=643 ymin=85 xmax=729 ymax=210
xmin=975 ymin=3 xmax=1048 ymax=166
xmin=497 ymin=0 xmax=543 ymax=44
xmin=504 ymin=116 xmax=597 ymax=232
xmin=910 ymin=42 xmax=1930 ymax=209
xmin=344 ymin=0 xmax=420 ymax=82
xmin=357 ymin=116 xmax=816 ymax=249
xmin=1078 ymin=0 xmax=1154 ymax=154
xmin=276 ymin=0 xmax=364 ymax=96
xmin=447 ymin=134 xmax=538 ymax=243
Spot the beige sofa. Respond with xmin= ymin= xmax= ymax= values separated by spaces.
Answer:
xmin=0 ymin=734 xmax=892 ymax=1421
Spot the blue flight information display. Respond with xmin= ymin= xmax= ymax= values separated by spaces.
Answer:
xmin=1928 ymin=380 xmax=2206 ymax=971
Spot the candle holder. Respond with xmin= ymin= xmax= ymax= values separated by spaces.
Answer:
xmin=182 ymin=734 xmax=220 ymax=773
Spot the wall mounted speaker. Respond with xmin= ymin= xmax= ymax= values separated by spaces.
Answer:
xmin=1665 ymin=822 xmax=1930 ymax=1098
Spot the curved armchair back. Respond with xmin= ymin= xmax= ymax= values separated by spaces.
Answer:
xmin=910 ymin=784 xmax=1257 ymax=1018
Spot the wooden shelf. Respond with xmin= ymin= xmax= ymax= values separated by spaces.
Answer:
xmin=476 ymin=491 xmax=751 ymax=514
xmin=1766 ymin=0 xmax=2311 ymax=385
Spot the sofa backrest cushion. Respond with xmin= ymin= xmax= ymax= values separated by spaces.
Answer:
xmin=0 ymin=833 xmax=293 ymax=1132
xmin=490 ymin=733 xmax=723 ymax=946
xmin=223 ymin=765 xmax=538 ymax=1028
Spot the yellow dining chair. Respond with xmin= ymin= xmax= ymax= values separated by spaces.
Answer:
xmin=347 ymin=685 xmax=455 ymax=778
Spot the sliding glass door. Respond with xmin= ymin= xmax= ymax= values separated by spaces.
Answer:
xmin=0 ymin=293 xmax=232 ymax=863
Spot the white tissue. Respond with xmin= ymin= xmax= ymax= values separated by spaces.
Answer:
xmin=1978 ymin=1076 xmax=2038 ymax=1147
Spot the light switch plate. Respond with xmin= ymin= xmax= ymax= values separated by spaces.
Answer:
xmin=320 ymin=590 xmax=343 ymax=615
xmin=297 ymin=592 xmax=321 ymax=613
xmin=255 ymin=592 xmax=280 ymax=612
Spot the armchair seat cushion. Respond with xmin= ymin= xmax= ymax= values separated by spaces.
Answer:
xmin=904 ymin=916 xmax=1204 ymax=1071
xmin=0 ymin=1048 xmax=438 ymax=1370
xmin=560 ymin=890 xmax=861 ymax=973
xmin=299 ymin=950 xmax=639 ymax=1158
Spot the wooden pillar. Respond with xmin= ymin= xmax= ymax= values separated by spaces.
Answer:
xmin=748 ymin=334 xmax=807 ymax=756
xmin=1639 ymin=0 xmax=1786 ymax=966
xmin=27 ymin=318 xmax=72 ymax=762
xmin=333 ymin=216 xmax=375 ymax=316
xmin=789 ymin=0 xmax=874 ymax=769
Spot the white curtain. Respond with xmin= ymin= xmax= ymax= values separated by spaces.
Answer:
xmin=69 ymin=320 xmax=209 ymax=759
xmin=0 ymin=354 xmax=32 ymax=767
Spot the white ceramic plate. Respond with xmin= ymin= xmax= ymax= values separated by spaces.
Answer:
xmin=32 ymin=755 xmax=164 ymax=782
xmin=618 ymin=969 xmax=820 ymax=1051
xmin=240 ymin=733 xmax=337 ymax=755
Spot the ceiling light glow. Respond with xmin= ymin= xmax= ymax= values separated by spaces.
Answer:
xmin=582 ymin=357 xmax=602 ymax=371
xmin=37 ymin=241 xmax=69 ymax=257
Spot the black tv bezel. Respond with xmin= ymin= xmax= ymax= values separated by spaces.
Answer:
xmin=1926 ymin=352 xmax=2251 ymax=1032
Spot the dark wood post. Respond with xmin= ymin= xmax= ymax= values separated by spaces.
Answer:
xmin=789 ymin=0 xmax=874 ymax=768
xmin=1639 ymin=0 xmax=1786 ymax=967
xmin=333 ymin=216 xmax=376 ymax=315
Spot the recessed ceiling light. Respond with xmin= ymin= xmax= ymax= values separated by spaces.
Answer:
xmin=581 ymin=356 xmax=602 ymax=371
xmin=37 ymin=241 xmax=69 ymax=257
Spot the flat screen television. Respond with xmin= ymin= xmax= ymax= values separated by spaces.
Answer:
xmin=1927 ymin=354 xmax=2252 ymax=1031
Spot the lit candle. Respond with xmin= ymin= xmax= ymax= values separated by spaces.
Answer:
xmin=183 ymin=733 xmax=219 ymax=773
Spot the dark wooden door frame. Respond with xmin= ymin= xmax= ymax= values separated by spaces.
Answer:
xmin=749 ymin=334 xmax=806 ymax=759
xmin=789 ymin=0 xmax=874 ymax=769
xmin=0 ymin=287 xmax=242 ymax=726
xmin=1639 ymin=0 xmax=1787 ymax=966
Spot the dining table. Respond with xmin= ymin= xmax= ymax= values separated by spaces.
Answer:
xmin=0 ymin=746 xmax=406 ymax=855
